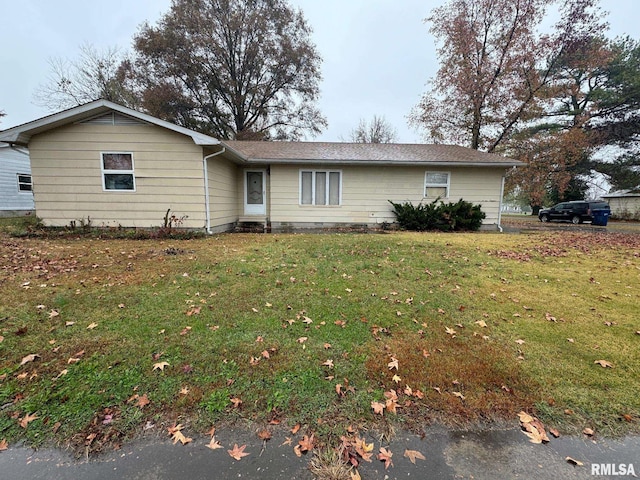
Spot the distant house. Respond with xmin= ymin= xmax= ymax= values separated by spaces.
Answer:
xmin=0 ymin=100 xmax=523 ymax=232
xmin=602 ymin=188 xmax=640 ymax=220
xmin=0 ymin=142 xmax=34 ymax=216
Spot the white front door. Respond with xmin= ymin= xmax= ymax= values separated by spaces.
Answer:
xmin=244 ymin=170 xmax=266 ymax=215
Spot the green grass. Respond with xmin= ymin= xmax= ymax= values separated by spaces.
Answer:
xmin=1 ymin=224 xmax=639 ymax=453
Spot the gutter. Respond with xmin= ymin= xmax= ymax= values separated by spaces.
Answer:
xmin=202 ymin=147 xmax=226 ymax=234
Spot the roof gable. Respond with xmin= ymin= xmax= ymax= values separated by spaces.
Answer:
xmin=223 ymin=141 xmax=523 ymax=167
xmin=0 ymin=100 xmax=220 ymax=147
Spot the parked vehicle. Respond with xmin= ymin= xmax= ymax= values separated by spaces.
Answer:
xmin=538 ymin=201 xmax=611 ymax=224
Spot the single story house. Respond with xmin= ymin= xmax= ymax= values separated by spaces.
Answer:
xmin=0 ymin=142 xmax=34 ymax=216
xmin=0 ymin=100 xmax=523 ymax=232
xmin=601 ymin=188 xmax=640 ymax=220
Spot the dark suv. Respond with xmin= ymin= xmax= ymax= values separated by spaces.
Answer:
xmin=538 ymin=201 xmax=610 ymax=224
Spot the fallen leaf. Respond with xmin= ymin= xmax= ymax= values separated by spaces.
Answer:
xmin=231 ymin=397 xmax=242 ymax=408
xmin=228 ymin=443 xmax=250 ymax=460
xmin=549 ymin=428 xmax=560 ymax=438
xmin=206 ymin=436 xmax=223 ymax=450
xmin=20 ymin=354 xmax=40 ymax=366
xmin=371 ymin=401 xmax=385 ymax=415
xmin=404 ymin=449 xmax=426 ymax=464
xmin=445 ymin=327 xmax=456 ymax=336
xmin=566 ymin=456 xmax=584 ymax=466
xmin=583 ymin=427 xmax=594 ymax=436
xmin=515 ymin=339 xmax=525 ymax=345
xmin=350 ymin=470 xmax=362 ymax=480
xmin=180 ymin=386 xmax=189 ymax=395
xmin=297 ymin=337 xmax=308 ymax=344
xmin=452 ymin=391 xmax=465 ymax=400
xmin=392 ymin=374 xmax=402 ymax=384
xmin=87 ymin=322 xmax=98 ymax=330
xmin=257 ymin=429 xmax=272 ymax=441
xmin=0 ymin=438 xmax=8 ymax=451
xmin=322 ymin=359 xmax=334 ymax=368
xmin=153 ymin=361 xmax=170 ymax=371
xmin=298 ymin=434 xmax=315 ymax=453
xmin=136 ymin=394 xmax=150 ymax=408
xmin=377 ymin=447 xmax=393 ymax=469
xmin=19 ymin=412 xmax=38 ymax=429
xmin=172 ymin=430 xmax=192 ymax=445
xmin=291 ymin=423 xmax=301 ymax=435
xmin=474 ymin=320 xmax=487 ymax=328
xmin=594 ymin=359 xmax=613 ymax=368
xmin=518 ymin=411 xmax=534 ymax=424
xmin=387 ymin=357 xmax=399 ymax=370
xmin=48 ymin=310 xmax=59 ymax=319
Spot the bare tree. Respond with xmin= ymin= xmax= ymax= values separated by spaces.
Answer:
xmin=33 ymin=43 xmax=137 ymax=111
xmin=347 ymin=115 xmax=398 ymax=143
xmin=127 ymin=0 xmax=326 ymax=140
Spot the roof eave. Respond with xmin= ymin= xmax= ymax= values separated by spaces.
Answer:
xmin=242 ymin=158 xmax=524 ymax=167
xmin=0 ymin=100 xmax=220 ymax=147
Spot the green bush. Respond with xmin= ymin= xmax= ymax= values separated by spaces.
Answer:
xmin=389 ymin=198 xmax=485 ymax=231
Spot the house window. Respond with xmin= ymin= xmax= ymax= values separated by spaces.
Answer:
xmin=17 ymin=174 xmax=32 ymax=192
xmin=425 ymin=171 xmax=449 ymax=198
xmin=102 ymin=153 xmax=135 ymax=191
xmin=300 ymin=170 xmax=341 ymax=206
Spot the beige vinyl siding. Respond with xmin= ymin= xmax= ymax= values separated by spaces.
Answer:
xmin=28 ymin=123 xmax=207 ymax=228
xmin=207 ymin=155 xmax=240 ymax=229
xmin=269 ymin=165 xmax=506 ymax=226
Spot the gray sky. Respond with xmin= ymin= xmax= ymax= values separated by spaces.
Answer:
xmin=0 ymin=0 xmax=638 ymax=143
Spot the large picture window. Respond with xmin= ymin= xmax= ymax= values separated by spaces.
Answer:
xmin=300 ymin=170 xmax=341 ymax=206
xmin=424 ymin=171 xmax=449 ymax=198
xmin=17 ymin=174 xmax=32 ymax=192
xmin=102 ymin=153 xmax=135 ymax=191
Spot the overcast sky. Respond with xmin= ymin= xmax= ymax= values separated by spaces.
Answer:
xmin=1 ymin=0 xmax=638 ymax=143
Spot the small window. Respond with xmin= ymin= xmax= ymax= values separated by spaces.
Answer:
xmin=102 ymin=153 xmax=135 ymax=191
xmin=425 ymin=171 xmax=449 ymax=198
xmin=300 ymin=170 xmax=341 ymax=206
xmin=17 ymin=174 xmax=32 ymax=192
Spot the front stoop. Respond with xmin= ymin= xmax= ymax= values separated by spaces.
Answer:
xmin=235 ymin=216 xmax=270 ymax=233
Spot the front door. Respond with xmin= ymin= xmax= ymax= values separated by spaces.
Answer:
xmin=244 ymin=170 xmax=266 ymax=215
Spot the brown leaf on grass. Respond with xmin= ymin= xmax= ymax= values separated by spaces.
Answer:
xmin=19 ymin=412 xmax=38 ymax=429
xmin=167 ymin=424 xmax=192 ymax=445
xmin=583 ymin=428 xmax=594 ymax=436
xmin=257 ymin=429 xmax=272 ymax=441
xmin=153 ymin=361 xmax=170 ymax=371
xmin=549 ymin=428 xmax=560 ymax=438
xmin=0 ymin=438 xmax=8 ymax=451
xmin=290 ymin=423 xmax=301 ymax=435
xmin=350 ymin=470 xmax=362 ymax=480
xmin=445 ymin=327 xmax=456 ymax=336
xmin=0 ymin=336 xmax=4 ymax=343
xmin=230 ymin=397 xmax=242 ymax=408
xmin=474 ymin=320 xmax=487 ymax=328
xmin=517 ymin=411 xmax=534 ymax=424
xmin=322 ymin=359 xmax=334 ymax=368
xmin=452 ymin=391 xmax=465 ymax=400
xmin=136 ymin=394 xmax=150 ymax=409
xmin=518 ymin=411 xmax=550 ymax=444
xmin=228 ymin=443 xmax=250 ymax=460
xmin=387 ymin=357 xmax=399 ymax=370
xmin=594 ymin=359 xmax=613 ymax=368
xmin=404 ymin=449 xmax=426 ymax=464
xmin=20 ymin=354 xmax=40 ymax=366
xmin=87 ymin=322 xmax=98 ymax=330
xmin=377 ymin=447 xmax=393 ymax=469
xmin=297 ymin=337 xmax=308 ymax=344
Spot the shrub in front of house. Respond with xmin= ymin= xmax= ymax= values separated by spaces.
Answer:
xmin=389 ymin=198 xmax=485 ymax=231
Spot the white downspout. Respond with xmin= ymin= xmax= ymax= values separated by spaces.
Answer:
xmin=203 ymin=147 xmax=226 ymax=234
xmin=497 ymin=175 xmax=505 ymax=232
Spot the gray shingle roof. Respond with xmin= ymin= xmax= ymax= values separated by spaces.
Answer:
xmin=222 ymin=141 xmax=523 ymax=166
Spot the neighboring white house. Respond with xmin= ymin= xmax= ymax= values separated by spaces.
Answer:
xmin=0 ymin=100 xmax=524 ymax=231
xmin=601 ymin=188 xmax=640 ymax=220
xmin=0 ymin=142 xmax=34 ymax=216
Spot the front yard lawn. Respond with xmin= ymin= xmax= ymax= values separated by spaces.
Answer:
xmin=1 ymin=227 xmax=639 ymax=453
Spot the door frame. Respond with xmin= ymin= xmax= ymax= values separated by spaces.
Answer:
xmin=243 ymin=169 xmax=266 ymax=215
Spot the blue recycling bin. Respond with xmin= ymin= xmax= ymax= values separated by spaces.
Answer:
xmin=591 ymin=209 xmax=610 ymax=226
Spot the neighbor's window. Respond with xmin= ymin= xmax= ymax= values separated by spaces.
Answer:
xmin=300 ymin=170 xmax=341 ymax=206
xmin=424 ymin=171 xmax=449 ymax=198
xmin=17 ymin=174 xmax=32 ymax=192
xmin=102 ymin=153 xmax=135 ymax=191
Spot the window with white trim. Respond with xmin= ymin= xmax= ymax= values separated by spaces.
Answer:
xmin=424 ymin=171 xmax=450 ymax=198
xmin=300 ymin=170 xmax=341 ymax=206
xmin=17 ymin=174 xmax=32 ymax=192
xmin=101 ymin=153 xmax=135 ymax=191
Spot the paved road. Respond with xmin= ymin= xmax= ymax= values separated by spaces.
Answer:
xmin=1 ymin=426 xmax=638 ymax=479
